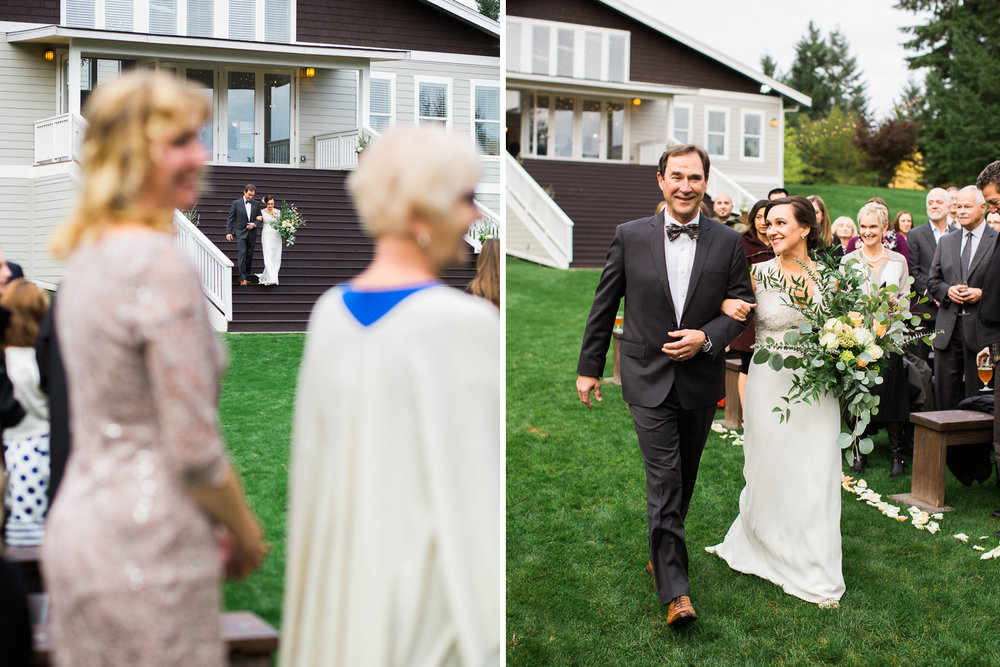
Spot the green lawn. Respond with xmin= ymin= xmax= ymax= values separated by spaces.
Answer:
xmin=506 ymin=258 xmax=1000 ymax=666
xmin=787 ymin=184 xmax=929 ymax=226
xmin=218 ymin=333 xmax=303 ymax=630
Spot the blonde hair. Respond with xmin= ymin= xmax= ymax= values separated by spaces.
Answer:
xmin=347 ymin=127 xmax=479 ymax=238
xmin=832 ymin=216 xmax=858 ymax=237
xmin=1 ymin=279 xmax=49 ymax=348
xmin=469 ymin=237 xmax=500 ymax=309
xmin=858 ymin=201 xmax=889 ymax=229
xmin=51 ymin=71 xmax=210 ymax=258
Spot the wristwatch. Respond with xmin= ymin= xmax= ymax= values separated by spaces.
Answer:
xmin=701 ymin=336 xmax=713 ymax=354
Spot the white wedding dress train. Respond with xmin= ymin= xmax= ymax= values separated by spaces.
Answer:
xmin=710 ymin=259 xmax=845 ymax=605
xmin=257 ymin=209 xmax=282 ymax=285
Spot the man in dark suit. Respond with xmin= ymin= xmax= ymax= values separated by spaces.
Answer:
xmin=974 ymin=161 xmax=1000 ymax=510
xmin=908 ymin=187 xmax=957 ymax=362
xmin=576 ymin=145 xmax=753 ymax=627
xmin=226 ymin=183 xmax=263 ymax=285
xmin=928 ymin=185 xmax=998 ymax=410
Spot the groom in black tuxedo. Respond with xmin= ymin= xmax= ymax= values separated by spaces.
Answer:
xmin=576 ymin=145 xmax=754 ymax=627
xmin=226 ymin=183 xmax=263 ymax=285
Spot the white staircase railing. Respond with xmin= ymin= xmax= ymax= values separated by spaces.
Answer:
xmin=315 ymin=126 xmax=380 ymax=170
xmin=464 ymin=201 xmax=501 ymax=253
xmin=172 ymin=210 xmax=233 ymax=325
xmin=505 ymin=153 xmax=574 ymax=269
xmin=34 ymin=112 xmax=87 ymax=166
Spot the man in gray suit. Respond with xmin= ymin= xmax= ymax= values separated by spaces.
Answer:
xmin=928 ymin=185 xmax=998 ymax=409
xmin=908 ymin=188 xmax=957 ymax=361
xmin=974 ymin=161 xmax=1000 ymax=510
xmin=575 ymin=145 xmax=753 ymax=627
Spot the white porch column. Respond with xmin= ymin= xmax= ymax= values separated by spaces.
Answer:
xmin=68 ymin=43 xmax=82 ymax=116
xmin=358 ymin=63 xmax=370 ymax=130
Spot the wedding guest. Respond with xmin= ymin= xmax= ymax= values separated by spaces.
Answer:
xmin=832 ymin=216 xmax=858 ymax=250
xmin=894 ymin=210 xmax=914 ymax=238
xmin=730 ymin=199 xmax=773 ymax=409
xmin=908 ymin=187 xmax=955 ymax=364
xmin=767 ymin=187 xmax=788 ymax=200
xmin=842 ymin=203 xmax=910 ymax=477
xmin=35 ymin=294 xmax=70 ymax=507
xmin=281 ymin=127 xmax=501 ymax=666
xmin=845 ymin=198 xmax=910 ymax=268
xmin=714 ymin=193 xmax=744 ymax=231
xmin=43 ymin=71 xmax=267 ymax=665
xmin=0 ymin=248 xmax=13 ymax=295
xmin=468 ymin=237 xmax=500 ymax=310
xmin=1 ymin=279 xmax=51 ymax=546
xmin=808 ymin=194 xmax=843 ymax=261
xmin=947 ymin=185 xmax=960 ymax=226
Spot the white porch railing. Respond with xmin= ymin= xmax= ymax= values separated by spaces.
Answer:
xmin=172 ymin=209 xmax=233 ymax=325
xmin=464 ymin=201 xmax=501 ymax=253
xmin=505 ymin=153 xmax=574 ymax=269
xmin=315 ymin=126 xmax=380 ymax=170
xmin=34 ymin=113 xmax=87 ymax=166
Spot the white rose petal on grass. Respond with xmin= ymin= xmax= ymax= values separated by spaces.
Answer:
xmin=954 ymin=533 xmax=970 ymax=543
xmin=973 ymin=545 xmax=986 ymax=552
xmin=926 ymin=522 xmax=940 ymax=534
xmin=711 ymin=423 xmax=727 ymax=434
xmin=931 ymin=513 xmax=944 ymax=520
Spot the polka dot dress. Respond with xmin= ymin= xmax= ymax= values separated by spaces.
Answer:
xmin=4 ymin=433 xmax=50 ymax=547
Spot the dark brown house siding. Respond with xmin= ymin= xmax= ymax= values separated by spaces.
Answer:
xmin=197 ymin=165 xmax=477 ymax=332
xmin=0 ymin=0 xmax=59 ymax=24
xmin=297 ymin=0 xmax=498 ymax=57
xmin=508 ymin=0 xmax=761 ymax=95
xmin=521 ymin=159 xmax=664 ymax=268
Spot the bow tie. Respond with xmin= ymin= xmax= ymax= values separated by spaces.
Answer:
xmin=666 ymin=223 xmax=700 ymax=242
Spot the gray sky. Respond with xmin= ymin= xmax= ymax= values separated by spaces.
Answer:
xmin=616 ymin=0 xmax=930 ymax=117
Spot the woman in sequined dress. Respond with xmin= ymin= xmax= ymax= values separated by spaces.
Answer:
xmin=41 ymin=72 xmax=267 ymax=666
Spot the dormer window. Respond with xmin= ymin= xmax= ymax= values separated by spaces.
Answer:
xmin=508 ymin=18 xmax=630 ymax=83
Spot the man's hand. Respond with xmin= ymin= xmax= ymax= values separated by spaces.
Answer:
xmin=977 ymin=346 xmax=992 ymax=368
xmin=247 ymin=222 xmax=255 ymax=230
xmin=577 ymin=375 xmax=602 ymax=409
xmin=962 ymin=286 xmax=982 ymax=304
xmin=226 ymin=233 xmax=233 ymax=242
xmin=947 ymin=285 xmax=967 ymax=303
xmin=661 ymin=329 xmax=707 ymax=361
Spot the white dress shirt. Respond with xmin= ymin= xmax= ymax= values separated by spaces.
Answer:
xmin=960 ymin=221 xmax=986 ymax=272
xmin=930 ymin=220 xmax=955 ymax=244
xmin=663 ymin=211 xmax=701 ymax=317
xmin=245 ymin=199 xmax=253 ymax=223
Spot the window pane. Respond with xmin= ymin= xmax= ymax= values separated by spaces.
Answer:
xmin=708 ymin=110 xmax=726 ymax=133
xmin=475 ymin=86 xmax=500 ymax=156
xmin=535 ymin=94 xmax=548 ymax=156
xmin=507 ymin=22 xmax=521 ymax=72
xmin=606 ymin=101 xmax=624 ymax=159
xmin=265 ymin=73 xmax=290 ymax=164
xmin=744 ymin=136 xmax=760 ymax=158
xmin=370 ymin=78 xmax=391 ymax=115
xmin=581 ymin=99 xmax=601 ymax=158
xmin=106 ymin=0 xmax=133 ymax=31
xmin=553 ymin=96 xmax=574 ymax=157
xmin=557 ymin=29 xmax=574 ymax=77
xmin=229 ymin=0 xmax=255 ymax=40
xmin=531 ymin=25 xmax=550 ymax=75
xmin=674 ymin=106 xmax=690 ymax=129
xmin=476 ymin=86 xmax=499 ymax=121
xmin=608 ymin=34 xmax=626 ymax=82
xmin=584 ymin=32 xmax=601 ymax=79
xmin=149 ymin=0 xmax=176 ymax=34
xmin=419 ymin=83 xmax=448 ymax=120
xmin=227 ymin=71 xmax=255 ymax=163
xmin=66 ymin=0 xmax=95 ymax=28
xmin=708 ymin=133 xmax=725 ymax=156
xmin=265 ymin=0 xmax=291 ymax=43
xmin=744 ymin=113 xmax=761 ymax=136
xmin=476 ymin=120 xmax=500 ymax=156
xmin=187 ymin=0 xmax=213 ymax=37
xmin=186 ymin=68 xmax=214 ymax=155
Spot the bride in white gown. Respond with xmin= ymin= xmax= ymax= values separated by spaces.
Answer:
xmin=256 ymin=195 xmax=282 ymax=286
xmin=710 ymin=196 xmax=845 ymax=607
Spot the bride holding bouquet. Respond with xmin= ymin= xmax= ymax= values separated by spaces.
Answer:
xmin=257 ymin=195 xmax=281 ymax=286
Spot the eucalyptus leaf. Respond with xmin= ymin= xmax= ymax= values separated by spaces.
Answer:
xmin=845 ymin=450 xmax=855 ymax=466
xmin=836 ymin=361 xmax=846 ymax=371
xmin=859 ymin=437 xmax=875 ymax=455
xmin=769 ymin=354 xmax=784 ymax=371
xmin=799 ymin=321 xmax=812 ymax=334
xmin=784 ymin=330 xmax=801 ymax=345
xmin=783 ymin=356 xmax=799 ymax=369
xmin=837 ymin=432 xmax=853 ymax=449
xmin=812 ymin=358 xmax=825 ymax=368
xmin=753 ymin=348 xmax=770 ymax=364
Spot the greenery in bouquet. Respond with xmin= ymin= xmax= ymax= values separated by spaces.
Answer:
xmin=751 ymin=255 xmax=937 ymax=465
xmin=272 ymin=201 xmax=306 ymax=246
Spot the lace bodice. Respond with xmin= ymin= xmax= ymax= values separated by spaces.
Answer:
xmin=262 ymin=208 xmax=279 ymax=225
xmin=753 ymin=259 xmax=811 ymax=345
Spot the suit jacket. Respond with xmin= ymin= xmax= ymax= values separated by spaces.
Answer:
xmin=577 ymin=214 xmax=754 ymax=409
xmin=928 ymin=223 xmax=998 ymax=350
xmin=226 ymin=197 xmax=263 ymax=237
xmin=977 ymin=242 xmax=1000 ymax=347
xmin=908 ymin=221 xmax=955 ymax=319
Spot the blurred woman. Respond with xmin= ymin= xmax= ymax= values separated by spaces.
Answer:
xmin=469 ymin=236 xmax=500 ymax=310
xmin=807 ymin=195 xmax=833 ymax=247
xmin=842 ymin=202 xmax=910 ymax=477
xmin=832 ymin=216 xmax=858 ymax=250
xmin=281 ymin=128 xmax=501 ymax=667
xmin=893 ymin=210 xmax=914 ymax=238
xmin=43 ymin=72 xmax=266 ymax=665
xmin=729 ymin=199 xmax=773 ymax=410
xmin=1 ymin=279 xmax=50 ymax=547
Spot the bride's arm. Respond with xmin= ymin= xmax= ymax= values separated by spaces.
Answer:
xmin=721 ymin=269 xmax=756 ymax=322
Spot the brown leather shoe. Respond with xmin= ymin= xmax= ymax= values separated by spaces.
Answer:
xmin=646 ymin=560 xmax=654 ymax=579
xmin=666 ymin=595 xmax=697 ymax=627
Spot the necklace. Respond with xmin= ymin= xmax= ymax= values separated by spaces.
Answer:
xmin=861 ymin=244 xmax=887 ymax=264
xmin=776 ymin=254 xmax=813 ymax=275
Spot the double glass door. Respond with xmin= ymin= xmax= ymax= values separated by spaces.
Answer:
xmin=225 ymin=71 xmax=292 ymax=164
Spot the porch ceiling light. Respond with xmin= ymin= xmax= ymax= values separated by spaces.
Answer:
xmin=302 ymin=67 xmax=316 ymax=78
xmin=44 ymin=49 xmax=55 ymax=62
xmin=631 ymin=97 xmax=641 ymax=106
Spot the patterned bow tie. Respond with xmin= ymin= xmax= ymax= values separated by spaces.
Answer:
xmin=666 ymin=223 xmax=700 ymax=242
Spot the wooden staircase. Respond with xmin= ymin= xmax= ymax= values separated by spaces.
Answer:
xmin=196 ymin=166 xmax=477 ymax=332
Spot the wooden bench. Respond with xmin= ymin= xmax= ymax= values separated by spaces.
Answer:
xmin=723 ymin=357 xmax=743 ymax=430
xmin=31 ymin=607 xmax=280 ymax=666
xmin=887 ymin=409 xmax=994 ymax=513
xmin=604 ymin=329 xmax=623 ymax=386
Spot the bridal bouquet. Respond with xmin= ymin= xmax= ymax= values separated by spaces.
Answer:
xmin=751 ymin=256 xmax=936 ymax=465
xmin=272 ymin=201 xmax=306 ymax=246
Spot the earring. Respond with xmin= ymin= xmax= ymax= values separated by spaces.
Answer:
xmin=416 ymin=231 xmax=431 ymax=248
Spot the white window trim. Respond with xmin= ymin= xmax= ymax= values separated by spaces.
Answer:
xmin=414 ymin=75 xmax=453 ymax=130
xmin=704 ymin=106 xmax=729 ymax=161
xmin=671 ymin=102 xmax=692 ymax=144
xmin=519 ymin=90 xmax=627 ymax=163
xmin=470 ymin=78 xmax=501 ymax=161
xmin=740 ymin=109 xmax=765 ymax=162
xmin=509 ymin=17 xmax=630 ymax=83
xmin=369 ymin=73 xmax=395 ymax=132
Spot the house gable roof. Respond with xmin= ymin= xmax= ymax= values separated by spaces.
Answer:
xmin=419 ymin=0 xmax=499 ymax=37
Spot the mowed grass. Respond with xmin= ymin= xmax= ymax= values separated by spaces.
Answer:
xmin=217 ymin=333 xmax=304 ymax=630
xmin=787 ymin=184 xmax=929 ymax=226
xmin=506 ymin=257 xmax=1000 ymax=666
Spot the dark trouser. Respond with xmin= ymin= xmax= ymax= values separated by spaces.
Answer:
xmin=628 ymin=389 xmax=715 ymax=605
xmin=934 ymin=318 xmax=977 ymax=410
xmin=237 ymin=229 xmax=257 ymax=281
xmin=993 ymin=343 xmax=1000 ymax=476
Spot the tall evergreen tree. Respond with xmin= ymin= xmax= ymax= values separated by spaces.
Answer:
xmin=760 ymin=54 xmax=779 ymax=80
xmin=476 ymin=0 xmax=499 ymax=21
xmin=782 ymin=22 xmax=869 ymax=121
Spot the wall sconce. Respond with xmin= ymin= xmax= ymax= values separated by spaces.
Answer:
xmin=44 ymin=49 xmax=55 ymax=62
xmin=631 ymin=98 xmax=642 ymax=106
xmin=302 ymin=67 xmax=315 ymax=78
xmin=770 ymin=118 xmax=778 ymax=127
